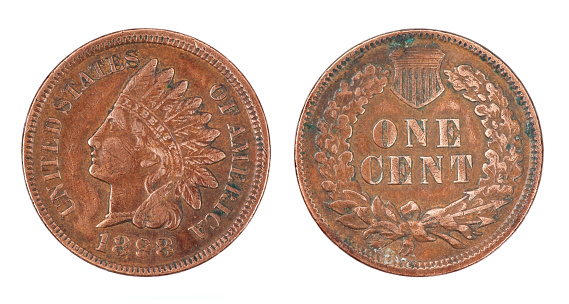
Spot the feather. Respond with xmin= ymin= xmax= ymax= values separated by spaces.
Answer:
xmin=166 ymin=99 xmax=205 ymax=126
xmin=185 ymin=147 xmax=225 ymax=165
xmin=122 ymin=59 xmax=158 ymax=99
xmin=189 ymin=166 xmax=219 ymax=188
xmin=171 ymin=113 xmax=212 ymax=132
xmin=146 ymin=68 xmax=174 ymax=109
xmin=181 ymin=182 xmax=202 ymax=210
xmin=154 ymin=80 xmax=188 ymax=114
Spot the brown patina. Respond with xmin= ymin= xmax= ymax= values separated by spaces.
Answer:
xmin=23 ymin=29 xmax=270 ymax=276
xmin=295 ymin=29 xmax=542 ymax=276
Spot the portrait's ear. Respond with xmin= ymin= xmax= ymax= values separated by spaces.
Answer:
xmin=132 ymin=119 xmax=145 ymax=150
xmin=140 ymin=155 xmax=160 ymax=168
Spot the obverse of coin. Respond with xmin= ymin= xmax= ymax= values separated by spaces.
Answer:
xmin=295 ymin=29 xmax=542 ymax=276
xmin=23 ymin=29 xmax=270 ymax=276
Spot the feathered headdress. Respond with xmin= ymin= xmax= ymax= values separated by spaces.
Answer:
xmin=115 ymin=59 xmax=226 ymax=211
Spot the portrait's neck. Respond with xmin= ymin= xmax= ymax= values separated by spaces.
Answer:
xmin=108 ymin=180 xmax=148 ymax=214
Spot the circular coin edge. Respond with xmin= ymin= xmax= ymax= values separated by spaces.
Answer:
xmin=22 ymin=28 xmax=271 ymax=276
xmin=294 ymin=28 xmax=543 ymax=276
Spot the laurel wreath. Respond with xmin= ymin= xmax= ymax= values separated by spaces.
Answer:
xmin=315 ymin=64 xmax=523 ymax=255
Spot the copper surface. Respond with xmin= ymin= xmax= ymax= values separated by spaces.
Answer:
xmin=23 ymin=29 xmax=270 ymax=276
xmin=295 ymin=29 xmax=542 ymax=276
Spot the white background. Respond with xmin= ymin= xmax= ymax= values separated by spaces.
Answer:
xmin=3 ymin=1 xmax=566 ymax=303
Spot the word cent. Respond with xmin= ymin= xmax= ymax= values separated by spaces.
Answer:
xmin=295 ymin=29 xmax=542 ymax=276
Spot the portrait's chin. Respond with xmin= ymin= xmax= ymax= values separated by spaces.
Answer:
xmin=88 ymin=164 xmax=107 ymax=181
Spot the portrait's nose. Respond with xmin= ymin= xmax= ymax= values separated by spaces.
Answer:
xmin=88 ymin=131 xmax=101 ymax=149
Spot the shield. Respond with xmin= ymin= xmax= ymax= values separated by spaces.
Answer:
xmin=389 ymin=47 xmax=445 ymax=109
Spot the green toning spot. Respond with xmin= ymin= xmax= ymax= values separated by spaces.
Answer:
xmin=228 ymin=182 xmax=240 ymax=189
xmin=306 ymin=112 xmax=312 ymax=116
xmin=480 ymin=54 xmax=487 ymax=62
xmin=525 ymin=122 xmax=536 ymax=138
xmin=227 ymin=182 xmax=241 ymax=197
xmin=506 ymin=143 xmax=512 ymax=150
xmin=300 ymin=151 xmax=306 ymax=155
xmin=304 ymin=123 xmax=313 ymax=130
xmin=212 ymin=209 xmax=224 ymax=217
xmin=390 ymin=36 xmax=415 ymax=48
xmin=343 ymin=237 xmax=352 ymax=246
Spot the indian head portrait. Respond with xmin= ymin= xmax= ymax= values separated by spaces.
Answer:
xmin=88 ymin=58 xmax=226 ymax=230
xmin=24 ymin=29 xmax=270 ymax=274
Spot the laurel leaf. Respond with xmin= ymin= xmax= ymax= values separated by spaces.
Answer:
xmin=318 ymin=163 xmax=334 ymax=181
xmin=324 ymin=101 xmax=341 ymax=121
xmin=342 ymin=189 xmax=368 ymax=205
xmin=316 ymin=121 xmax=330 ymax=149
xmin=504 ymin=150 xmax=523 ymax=183
xmin=486 ymin=82 xmax=508 ymax=108
xmin=343 ymin=96 xmax=369 ymax=124
xmin=328 ymin=200 xmax=359 ymax=214
xmin=333 ymin=80 xmax=354 ymax=106
xmin=443 ymin=65 xmax=485 ymax=102
xmin=485 ymin=184 xmax=513 ymax=199
xmin=337 ymin=213 xmax=369 ymax=230
xmin=501 ymin=108 xmax=521 ymax=139
xmin=371 ymin=196 xmax=383 ymax=219
xmin=368 ymin=238 xmax=393 ymax=249
xmin=400 ymin=237 xmax=415 ymax=256
xmin=334 ymin=151 xmax=355 ymax=182
xmin=321 ymin=181 xmax=337 ymax=192
xmin=363 ymin=227 xmax=380 ymax=239
xmin=353 ymin=206 xmax=373 ymax=225
xmin=363 ymin=71 xmax=388 ymax=98
xmin=336 ymin=114 xmax=352 ymax=150
xmin=481 ymin=149 xmax=508 ymax=187
xmin=371 ymin=221 xmax=404 ymax=240
xmin=352 ymin=70 xmax=365 ymax=85
xmin=371 ymin=197 xmax=399 ymax=224
xmin=314 ymin=152 xmax=328 ymax=164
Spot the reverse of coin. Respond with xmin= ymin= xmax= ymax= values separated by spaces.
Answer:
xmin=295 ymin=29 xmax=542 ymax=276
xmin=23 ymin=29 xmax=270 ymax=275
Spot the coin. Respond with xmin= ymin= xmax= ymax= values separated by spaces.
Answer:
xmin=23 ymin=29 xmax=270 ymax=276
xmin=295 ymin=29 xmax=542 ymax=276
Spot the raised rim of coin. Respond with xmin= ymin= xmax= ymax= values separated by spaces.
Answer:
xmin=295 ymin=28 xmax=542 ymax=276
xmin=23 ymin=28 xmax=270 ymax=276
